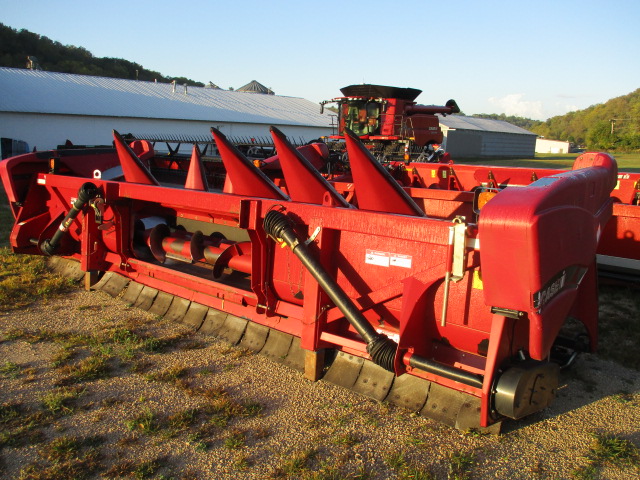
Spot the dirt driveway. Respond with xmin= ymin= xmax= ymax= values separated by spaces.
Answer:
xmin=1 ymin=286 xmax=639 ymax=480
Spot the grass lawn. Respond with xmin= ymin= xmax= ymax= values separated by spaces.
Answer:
xmin=454 ymin=152 xmax=640 ymax=172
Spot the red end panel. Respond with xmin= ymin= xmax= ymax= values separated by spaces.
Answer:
xmin=211 ymin=128 xmax=288 ymax=200
xmin=113 ymin=130 xmax=159 ymax=186
xmin=306 ymin=143 xmax=330 ymax=170
xmin=599 ymin=203 xmax=640 ymax=260
xmin=0 ymin=152 xmax=44 ymax=207
xmin=344 ymin=129 xmax=425 ymax=216
xmin=129 ymin=140 xmax=155 ymax=164
xmin=184 ymin=144 xmax=209 ymax=191
xmin=259 ymin=142 xmax=328 ymax=172
xmin=269 ymin=127 xmax=350 ymax=207
xmin=479 ymin=159 xmax=616 ymax=359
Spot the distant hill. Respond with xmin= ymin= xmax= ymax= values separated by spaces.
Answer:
xmin=531 ymin=89 xmax=640 ymax=151
xmin=0 ymin=23 xmax=203 ymax=87
xmin=472 ymin=89 xmax=640 ymax=151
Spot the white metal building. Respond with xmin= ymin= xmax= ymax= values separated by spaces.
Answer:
xmin=535 ymin=138 xmax=571 ymax=154
xmin=0 ymin=67 xmax=334 ymax=156
xmin=438 ymin=115 xmax=537 ymax=158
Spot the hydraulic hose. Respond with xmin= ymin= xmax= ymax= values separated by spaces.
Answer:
xmin=263 ymin=210 xmax=398 ymax=371
xmin=41 ymin=182 xmax=99 ymax=256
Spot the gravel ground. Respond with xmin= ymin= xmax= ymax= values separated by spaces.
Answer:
xmin=1 ymin=287 xmax=639 ymax=480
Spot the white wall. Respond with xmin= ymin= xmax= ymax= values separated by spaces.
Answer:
xmin=535 ymin=138 xmax=571 ymax=154
xmin=0 ymin=112 xmax=333 ymax=151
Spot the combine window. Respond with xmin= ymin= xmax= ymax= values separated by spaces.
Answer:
xmin=341 ymin=101 xmax=381 ymax=136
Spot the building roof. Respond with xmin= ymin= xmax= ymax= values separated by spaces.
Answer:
xmin=438 ymin=114 xmax=536 ymax=136
xmin=0 ymin=67 xmax=331 ymax=127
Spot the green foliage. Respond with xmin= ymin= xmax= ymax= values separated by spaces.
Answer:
xmin=276 ymin=447 xmax=318 ymax=476
xmin=0 ymin=361 xmax=20 ymax=379
xmin=587 ymin=121 xmax=616 ymax=150
xmin=589 ymin=433 xmax=639 ymax=465
xmin=40 ymin=387 xmax=84 ymax=416
xmin=17 ymin=435 xmax=103 ymax=479
xmin=0 ymin=22 xmax=203 ymax=86
xmin=448 ymin=450 xmax=476 ymax=480
xmin=105 ymin=457 xmax=163 ymax=479
xmin=530 ymin=89 xmax=640 ymax=151
xmin=572 ymin=432 xmax=640 ymax=479
xmin=0 ymin=248 xmax=77 ymax=311
xmin=125 ymin=408 xmax=160 ymax=435
xmin=332 ymin=432 xmax=360 ymax=448
xmin=384 ymin=451 xmax=407 ymax=470
xmin=224 ymin=429 xmax=246 ymax=450
xmin=470 ymin=113 xmax=544 ymax=131
xmin=57 ymin=354 xmax=110 ymax=385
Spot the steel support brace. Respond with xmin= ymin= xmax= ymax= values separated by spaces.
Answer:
xmin=480 ymin=314 xmax=512 ymax=427
xmin=304 ymin=350 xmax=325 ymax=381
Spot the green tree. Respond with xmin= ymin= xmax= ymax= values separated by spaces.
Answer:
xmin=0 ymin=22 xmax=203 ymax=86
xmin=587 ymin=121 xmax=616 ymax=150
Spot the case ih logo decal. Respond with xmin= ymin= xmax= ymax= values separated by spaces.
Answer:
xmin=533 ymin=265 xmax=588 ymax=310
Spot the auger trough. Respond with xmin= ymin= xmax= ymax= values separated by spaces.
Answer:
xmin=0 ymin=126 xmax=617 ymax=432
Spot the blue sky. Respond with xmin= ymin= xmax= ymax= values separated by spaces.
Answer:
xmin=2 ymin=0 xmax=638 ymax=120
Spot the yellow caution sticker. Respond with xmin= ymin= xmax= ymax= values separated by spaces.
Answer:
xmin=473 ymin=270 xmax=483 ymax=290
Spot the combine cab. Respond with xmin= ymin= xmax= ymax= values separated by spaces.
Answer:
xmin=0 ymin=127 xmax=617 ymax=432
xmin=322 ymin=84 xmax=459 ymax=162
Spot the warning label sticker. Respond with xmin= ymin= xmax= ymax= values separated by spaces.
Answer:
xmin=365 ymin=250 xmax=412 ymax=269
xmin=365 ymin=250 xmax=390 ymax=267
xmin=390 ymin=253 xmax=412 ymax=268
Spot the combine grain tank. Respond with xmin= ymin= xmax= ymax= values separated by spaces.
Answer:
xmin=0 ymin=127 xmax=617 ymax=432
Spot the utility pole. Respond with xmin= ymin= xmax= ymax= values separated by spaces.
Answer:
xmin=610 ymin=118 xmax=639 ymax=135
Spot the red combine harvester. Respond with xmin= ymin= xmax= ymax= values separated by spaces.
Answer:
xmin=322 ymin=84 xmax=459 ymax=162
xmin=0 ymin=127 xmax=617 ymax=432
